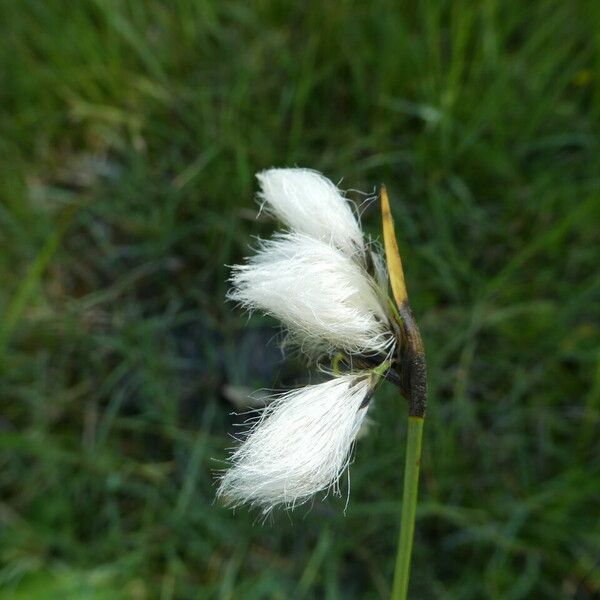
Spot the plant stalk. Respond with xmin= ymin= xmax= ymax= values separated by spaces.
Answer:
xmin=380 ymin=185 xmax=427 ymax=599
xmin=391 ymin=416 xmax=424 ymax=600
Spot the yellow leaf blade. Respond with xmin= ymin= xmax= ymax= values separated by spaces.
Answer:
xmin=380 ymin=185 xmax=408 ymax=306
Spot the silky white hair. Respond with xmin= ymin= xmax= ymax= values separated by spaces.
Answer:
xmin=217 ymin=374 xmax=373 ymax=514
xmin=219 ymin=168 xmax=395 ymax=515
xmin=228 ymin=232 xmax=393 ymax=356
xmin=257 ymin=168 xmax=364 ymax=257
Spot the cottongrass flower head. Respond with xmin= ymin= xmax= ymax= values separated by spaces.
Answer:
xmin=257 ymin=168 xmax=365 ymax=257
xmin=228 ymin=232 xmax=393 ymax=356
xmin=218 ymin=167 xmax=407 ymax=514
xmin=218 ymin=374 xmax=374 ymax=513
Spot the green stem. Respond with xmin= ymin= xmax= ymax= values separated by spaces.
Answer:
xmin=391 ymin=416 xmax=424 ymax=600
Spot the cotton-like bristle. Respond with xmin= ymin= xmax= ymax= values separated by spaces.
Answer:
xmin=257 ymin=168 xmax=364 ymax=257
xmin=217 ymin=374 xmax=373 ymax=513
xmin=228 ymin=232 xmax=394 ymax=356
xmin=370 ymin=248 xmax=389 ymax=293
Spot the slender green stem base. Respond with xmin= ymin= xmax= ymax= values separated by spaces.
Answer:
xmin=391 ymin=416 xmax=424 ymax=600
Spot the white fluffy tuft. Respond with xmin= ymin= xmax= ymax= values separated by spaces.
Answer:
xmin=257 ymin=168 xmax=364 ymax=257
xmin=228 ymin=232 xmax=393 ymax=356
xmin=217 ymin=374 xmax=373 ymax=513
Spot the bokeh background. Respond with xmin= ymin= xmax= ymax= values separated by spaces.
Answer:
xmin=2 ymin=1 xmax=600 ymax=598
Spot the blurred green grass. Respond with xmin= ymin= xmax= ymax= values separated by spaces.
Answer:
xmin=1 ymin=1 xmax=600 ymax=598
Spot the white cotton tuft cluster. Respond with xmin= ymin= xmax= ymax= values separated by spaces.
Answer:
xmin=219 ymin=168 xmax=395 ymax=514
xmin=228 ymin=232 xmax=393 ymax=356
xmin=257 ymin=168 xmax=364 ymax=257
xmin=217 ymin=374 xmax=373 ymax=513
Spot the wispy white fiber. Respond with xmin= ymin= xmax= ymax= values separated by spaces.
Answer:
xmin=257 ymin=168 xmax=364 ymax=257
xmin=228 ymin=232 xmax=393 ymax=355
xmin=217 ymin=374 xmax=373 ymax=513
xmin=370 ymin=248 xmax=389 ymax=293
xmin=219 ymin=167 xmax=397 ymax=514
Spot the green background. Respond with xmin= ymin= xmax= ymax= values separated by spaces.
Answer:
xmin=1 ymin=1 xmax=599 ymax=598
